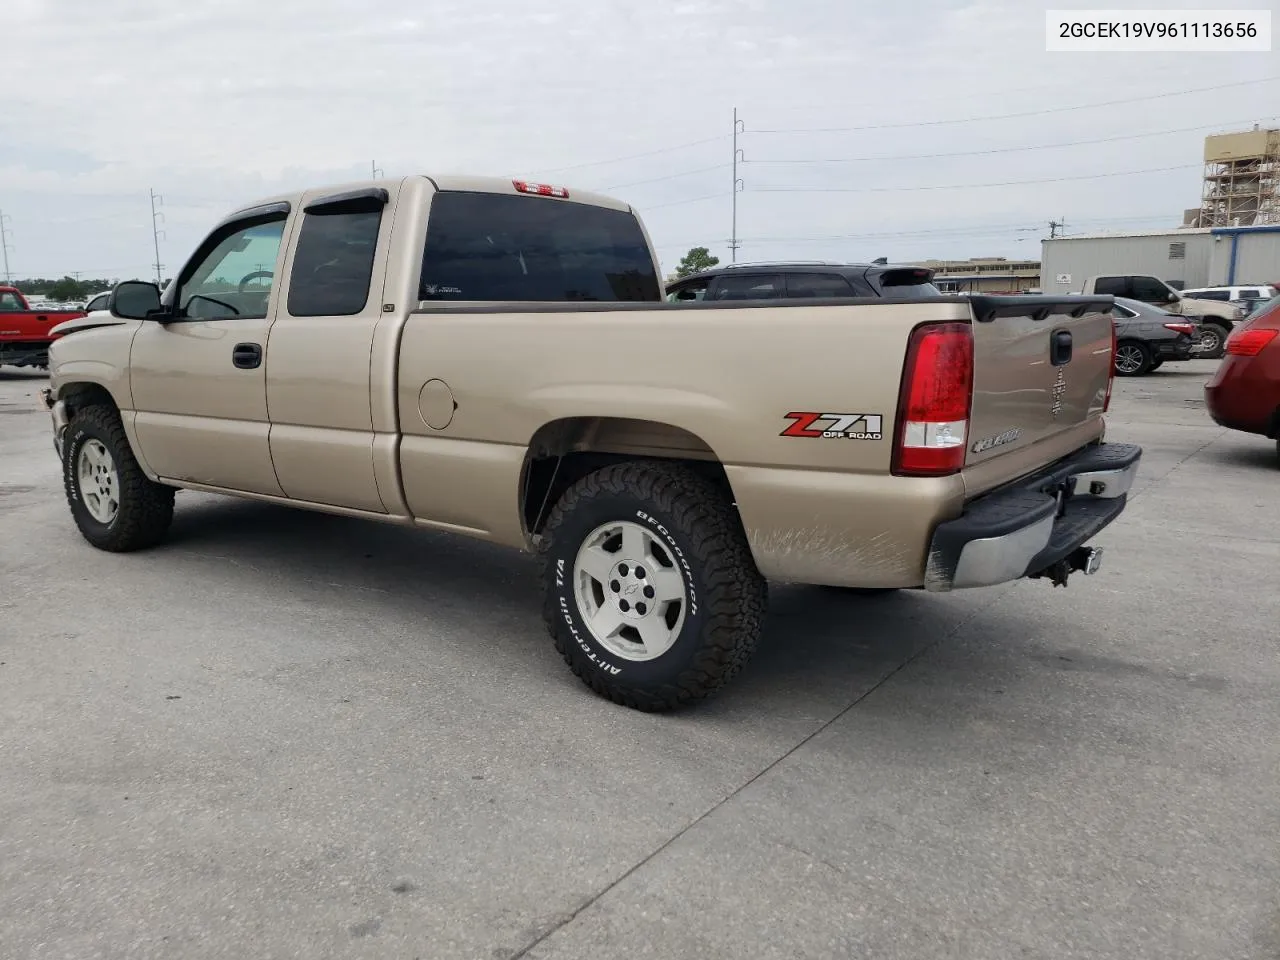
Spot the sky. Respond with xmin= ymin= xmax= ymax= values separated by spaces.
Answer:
xmin=2 ymin=0 xmax=1278 ymax=281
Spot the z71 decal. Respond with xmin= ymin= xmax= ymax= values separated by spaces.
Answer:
xmin=781 ymin=412 xmax=884 ymax=440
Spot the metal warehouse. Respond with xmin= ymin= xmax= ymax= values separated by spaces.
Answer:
xmin=1041 ymin=224 xmax=1280 ymax=293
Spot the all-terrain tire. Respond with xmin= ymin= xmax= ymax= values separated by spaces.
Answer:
xmin=62 ymin=404 xmax=175 ymax=552
xmin=537 ymin=461 xmax=767 ymax=711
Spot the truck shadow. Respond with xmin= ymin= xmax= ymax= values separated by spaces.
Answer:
xmin=164 ymin=495 xmax=987 ymax=712
xmin=1201 ymin=440 xmax=1278 ymax=471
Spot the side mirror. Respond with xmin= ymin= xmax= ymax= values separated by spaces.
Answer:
xmin=1165 ymin=291 xmax=1180 ymax=303
xmin=111 ymin=281 xmax=163 ymax=320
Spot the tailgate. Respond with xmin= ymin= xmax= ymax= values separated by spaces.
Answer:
xmin=963 ymin=295 xmax=1114 ymax=477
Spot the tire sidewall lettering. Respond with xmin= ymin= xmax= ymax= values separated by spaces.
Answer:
xmin=551 ymin=501 xmax=705 ymax=683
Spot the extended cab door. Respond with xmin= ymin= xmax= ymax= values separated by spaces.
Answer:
xmin=129 ymin=204 xmax=293 ymax=494
xmin=263 ymin=185 xmax=398 ymax=513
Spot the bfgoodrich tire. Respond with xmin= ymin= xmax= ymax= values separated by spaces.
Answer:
xmin=62 ymin=405 xmax=175 ymax=552
xmin=538 ymin=461 xmax=767 ymax=711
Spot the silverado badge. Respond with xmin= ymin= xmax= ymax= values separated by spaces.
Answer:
xmin=971 ymin=428 xmax=1021 ymax=454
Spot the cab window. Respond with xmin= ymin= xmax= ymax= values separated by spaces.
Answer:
xmin=176 ymin=217 xmax=287 ymax=321
xmin=668 ymin=278 xmax=711 ymax=302
xmin=1129 ymin=276 xmax=1172 ymax=301
xmin=709 ymin=274 xmax=783 ymax=300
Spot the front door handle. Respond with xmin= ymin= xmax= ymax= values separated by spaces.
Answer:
xmin=232 ymin=342 xmax=262 ymax=369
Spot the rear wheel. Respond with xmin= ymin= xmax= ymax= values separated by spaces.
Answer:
xmin=538 ymin=461 xmax=767 ymax=711
xmin=62 ymin=405 xmax=175 ymax=551
xmin=1197 ymin=323 xmax=1228 ymax=360
xmin=1114 ymin=340 xmax=1152 ymax=376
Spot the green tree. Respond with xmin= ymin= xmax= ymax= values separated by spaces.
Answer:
xmin=46 ymin=276 xmax=88 ymax=301
xmin=675 ymin=247 xmax=720 ymax=279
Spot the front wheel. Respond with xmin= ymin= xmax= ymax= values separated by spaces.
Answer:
xmin=1114 ymin=340 xmax=1152 ymax=376
xmin=62 ymin=405 xmax=175 ymax=552
xmin=538 ymin=461 xmax=767 ymax=711
xmin=1197 ymin=323 xmax=1228 ymax=360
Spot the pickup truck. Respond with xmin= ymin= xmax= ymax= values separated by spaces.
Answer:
xmin=42 ymin=175 xmax=1141 ymax=711
xmin=1080 ymin=274 xmax=1242 ymax=359
xmin=0 ymin=285 xmax=85 ymax=369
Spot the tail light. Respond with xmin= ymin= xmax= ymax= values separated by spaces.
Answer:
xmin=1163 ymin=322 xmax=1196 ymax=335
xmin=891 ymin=322 xmax=974 ymax=476
xmin=1225 ymin=327 xmax=1278 ymax=356
xmin=1104 ymin=317 xmax=1117 ymax=412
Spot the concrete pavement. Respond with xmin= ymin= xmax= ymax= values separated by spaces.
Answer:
xmin=1 ymin=360 xmax=1277 ymax=960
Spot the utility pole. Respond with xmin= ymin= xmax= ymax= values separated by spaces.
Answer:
xmin=1049 ymin=217 xmax=1066 ymax=239
xmin=149 ymin=189 xmax=166 ymax=286
xmin=0 ymin=210 xmax=12 ymax=283
xmin=730 ymin=108 xmax=745 ymax=262
xmin=371 ymin=160 xmax=383 ymax=179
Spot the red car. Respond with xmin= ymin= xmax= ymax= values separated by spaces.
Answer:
xmin=1204 ymin=293 xmax=1280 ymax=462
xmin=0 ymin=286 xmax=86 ymax=370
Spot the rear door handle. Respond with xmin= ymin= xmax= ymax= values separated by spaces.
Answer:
xmin=1049 ymin=330 xmax=1073 ymax=366
xmin=232 ymin=342 xmax=262 ymax=369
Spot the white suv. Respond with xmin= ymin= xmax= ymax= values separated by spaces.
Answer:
xmin=1182 ymin=284 xmax=1277 ymax=304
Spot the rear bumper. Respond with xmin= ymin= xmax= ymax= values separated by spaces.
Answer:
xmin=1205 ymin=355 xmax=1280 ymax=438
xmin=1155 ymin=336 xmax=1198 ymax=360
xmin=924 ymin=441 xmax=1141 ymax=592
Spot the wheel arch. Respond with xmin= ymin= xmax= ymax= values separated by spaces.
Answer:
xmin=519 ymin=416 xmax=737 ymax=537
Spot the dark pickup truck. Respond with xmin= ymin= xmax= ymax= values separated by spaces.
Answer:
xmin=0 ymin=286 xmax=86 ymax=369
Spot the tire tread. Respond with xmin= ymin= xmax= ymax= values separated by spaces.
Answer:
xmin=64 ymin=405 xmax=175 ymax=552
xmin=538 ymin=461 xmax=766 ymax=712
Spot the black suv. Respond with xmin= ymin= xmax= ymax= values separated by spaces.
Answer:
xmin=665 ymin=261 xmax=942 ymax=303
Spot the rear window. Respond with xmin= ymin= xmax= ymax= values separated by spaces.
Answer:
xmin=418 ymin=192 xmax=660 ymax=302
xmin=1190 ymin=290 xmax=1230 ymax=301
xmin=1093 ymin=277 xmax=1128 ymax=296
xmin=875 ymin=268 xmax=940 ymax=300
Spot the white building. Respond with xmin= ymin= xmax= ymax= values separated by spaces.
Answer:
xmin=1041 ymin=224 xmax=1280 ymax=293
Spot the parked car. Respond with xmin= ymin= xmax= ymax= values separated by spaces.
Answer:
xmin=1204 ymin=294 xmax=1280 ymax=464
xmin=665 ymin=260 xmax=941 ymax=302
xmin=1110 ymin=297 xmax=1202 ymax=376
xmin=42 ymin=174 xmax=1138 ymax=711
xmin=0 ymin=285 xmax=86 ymax=369
xmin=1080 ymin=275 xmax=1243 ymax=359
xmin=1234 ymin=296 xmax=1274 ymax=319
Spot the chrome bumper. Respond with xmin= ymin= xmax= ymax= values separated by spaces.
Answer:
xmin=925 ymin=442 xmax=1142 ymax=592
xmin=43 ymin=388 xmax=69 ymax=459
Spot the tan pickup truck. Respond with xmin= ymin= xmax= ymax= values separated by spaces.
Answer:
xmin=43 ymin=175 xmax=1141 ymax=711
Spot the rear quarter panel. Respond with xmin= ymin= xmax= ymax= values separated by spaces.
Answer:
xmin=395 ymin=298 xmax=974 ymax=585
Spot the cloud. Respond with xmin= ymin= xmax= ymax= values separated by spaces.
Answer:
xmin=4 ymin=0 xmax=1277 ymax=278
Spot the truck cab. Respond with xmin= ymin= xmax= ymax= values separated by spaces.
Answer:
xmin=1082 ymin=274 xmax=1242 ymax=358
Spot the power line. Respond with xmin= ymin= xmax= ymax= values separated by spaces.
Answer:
xmin=643 ymin=192 xmax=728 ymax=211
xmin=648 ymin=213 xmax=1178 ymax=251
xmin=753 ymin=163 xmax=1200 ymax=195
xmin=601 ymin=163 xmax=729 ymax=191
xmin=532 ymin=134 xmax=730 ymax=176
xmin=749 ymin=75 xmax=1280 ymax=134
xmin=743 ymin=116 xmax=1280 ymax=165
